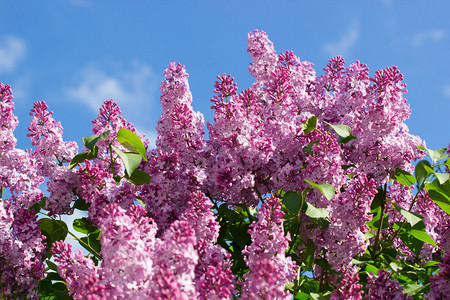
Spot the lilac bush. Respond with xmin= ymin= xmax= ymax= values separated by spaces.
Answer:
xmin=1 ymin=30 xmax=449 ymax=299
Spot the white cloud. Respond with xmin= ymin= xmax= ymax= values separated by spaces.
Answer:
xmin=66 ymin=61 xmax=158 ymax=124
xmin=324 ymin=20 xmax=360 ymax=58
xmin=0 ymin=36 xmax=26 ymax=73
xmin=411 ymin=29 xmax=445 ymax=47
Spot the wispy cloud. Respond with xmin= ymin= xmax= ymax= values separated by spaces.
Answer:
xmin=66 ymin=61 xmax=159 ymax=146
xmin=324 ymin=20 xmax=360 ymax=58
xmin=411 ymin=29 xmax=445 ymax=47
xmin=0 ymin=36 xmax=26 ymax=73
xmin=67 ymin=61 xmax=158 ymax=120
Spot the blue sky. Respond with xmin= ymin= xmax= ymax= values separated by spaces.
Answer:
xmin=1 ymin=1 xmax=449 ymax=151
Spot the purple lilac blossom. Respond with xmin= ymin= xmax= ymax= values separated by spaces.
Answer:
xmin=241 ymin=196 xmax=296 ymax=299
xmin=366 ymin=269 xmax=410 ymax=299
xmin=425 ymin=251 xmax=450 ymax=299
xmin=330 ymin=266 xmax=363 ymax=300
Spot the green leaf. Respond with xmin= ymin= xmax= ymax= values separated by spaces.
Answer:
xmin=410 ymin=230 xmax=437 ymax=247
xmin=39 ymin=218 xmax=68 ymax=242
xmin=73 ymin=218 xmax=98 ymax=235
xmin=338 ymin=134 xmax=357 ymax=144
xmin=72 ymin=197 xmax=90 ymax=211
xmin=305 ymin=202 xmax=330 ymax=230
xmin=393 ymin=168 xmax=416 ymax=186
xmin=125 ymin=169 xmax=151 ymax=186
xmin=365 ymin=264 xmax=379 ymax=275
xmin=303 ymin=239 xmax=316 ymax=269
xmin=82 ymin=130 xmax=110 ymax=151
xmin=80 ymin=230 xmax=102 ymax=254
xmin=50 ymin=282 xmax=73 ymax=300
xmin=415 ymin=160 xmax=432 ymax=186
xmin=325 ymin=122 xmax=351 ymax=138
xmin=135 ymin=197 xmax=146 ymax=208
xmin=304 ymin=179 xmax=335 ymax=201
xmin=399 ymin=230 xmax=424 ymax=257
xmin=39 ymin=218 xmax=69 ymax=257
xmin=303 ymin=140 xmax=319 ymax=156
xmin=117 ymin=128 xmax=147 ymax=161
xmin=403 ymin=283 xmax=430 ymax=296
xmin=112 ymin=145 xmax=143 ymax=177
xmin=294 ymin=292 xmax=313 ymax=300
xmin=46 ymin=260 xmax=58 ymax=271
xmin=427 ymin=147 xmax=450 ymax=163
xmin=45 ymin=271 xmax=62 ymax=281
xmin=230 ymin=224 xmax=250 ymax=249
xmin=424 ymin=165 xmax=450 ymax=185
xmin=68 ymin=146 xmax=99 ymax=170
xmin=310 ymin=292 xmax=331 ymax=300
xmin=302 ymin=116 xmax=317 ymax=134
xmin=283 ymin=191 xmax=303 ymax=215
xmin=423 ymin=261 xmax=439 ymax=267
xmin=426 ymin=180 xmax=450 ymax=214
xmin=370 ymin=188 xmax=384 ymax=210
xmin=396 ymin=206 xmax=423 ymax=227
xmin=29 ymin=202 xmax=41 ymax=214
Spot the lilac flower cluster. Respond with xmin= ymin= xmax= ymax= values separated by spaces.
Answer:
xmin=52 ymin=192 xmax=233 ymax=299
xmin=330 ymin=267 xmax=363 ymax=300
xmin=366 ymin=270 xmax=410 ymax=299
xmin=241 ymin=196 xmax=296 ymax=299
xmin=425 ymin=251 xmax=450 ymax=299
xmin=1 ymin=84 xmax=47 ymax=297
xmin=0 ymin=28 xmax=445 ymax=298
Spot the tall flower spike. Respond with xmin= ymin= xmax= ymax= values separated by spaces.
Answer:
xmin=242 ymin=196 xmax=296 ymax=299
xmin=247 ymin=29 xmax=278 ymax=84
xmin=156 ymin=62 xmax=206 ymax=168
xmin=0 ymin=83 xmax=18 ymax=154
xmin=0 ymin=206 xmax=46 ymax=299
xmin=27 ymin=101 xmax=78 ymax=177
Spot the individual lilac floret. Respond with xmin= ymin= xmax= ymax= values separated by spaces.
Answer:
xmin=366 ymin=270 xmax=410 ymax=299
xmin=27 ymin=101 xmax=78 ymax=177
xmin=242 ymin=196 xmax=296 ymax=299
xmin=0 ymin=83 xmax=18 ymax=154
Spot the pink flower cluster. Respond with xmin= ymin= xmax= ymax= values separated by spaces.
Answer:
xmin=0 ymin=28 xmax=443 ymax=299
xmin=366 ymin=270 xmax=410 ymax=299
xmin=241 ymin=196 xmax=296 ymax=299
xmin=52 ymin=192 xmax=234 ymax=299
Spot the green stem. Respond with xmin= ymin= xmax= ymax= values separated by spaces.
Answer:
xmin=67 ymin=230 xmax=102 ymax=260
xmin=287 ymin=215 xmax=303 ymax=254
xmin=38 ymin=211 xmax=102 ymax=260
xmin=109 ymin=144 xmax=115 ymax=177
xmin=371 ymin=183 xmax=387 ymax=261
